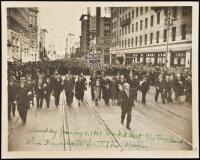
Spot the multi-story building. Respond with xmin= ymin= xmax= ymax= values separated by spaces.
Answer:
xmin=96 ymin=16 xmax=111 ymax=64
xmin=47 ymin=44 xmax=56 ymax=61
xmin=39 ymin=28 xmax=48 ymax=60
xmin=28 ymin=7 xmax=39 ymax=62
xmin=80 ymin=8 xmax=111 ymax=64
xmin=7 ymin=8 xmax=30 ymax=62
xmin=80 ymin=14 xmax=91 ymax=57
xmin=110 ymin=7 xmax=192 ymax=68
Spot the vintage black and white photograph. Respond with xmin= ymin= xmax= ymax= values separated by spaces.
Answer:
xmin=1 ymin=1 xmax=199 ymax=158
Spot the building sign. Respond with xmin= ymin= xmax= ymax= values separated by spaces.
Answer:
xmin=88 ymin=52 xmax=101 ymax=71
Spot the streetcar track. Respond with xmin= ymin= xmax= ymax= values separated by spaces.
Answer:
xmin=8 ymin=116 xmax=20 ymax=137
xmin=84 ymin=97 xmax=124 ymax=152
xmin=61 ymin=92 xmax=71 ymax=151
xmin=134 ymin=106 xmax=193 ymax=147
xmin=137 ymin=93 xmax=191 ymax=123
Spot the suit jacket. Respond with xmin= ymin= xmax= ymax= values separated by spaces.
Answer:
xmin=34 ymin=80 xmax=45 ymax=95
xmin=165 ymin=80 xmax=172 ymax=91
xmin=121 ymin=90 xmax=135 ymax=111
xmin=155 ymin=78 xmax=166 ymax=91
xmin=140 ymin=80 xmax=149 ymax=93
xmin=8 ymin=83 xmax=17 ymax=102
xmin=53 ymin=78 xmax=63 ymax=94
xmin=16 ymin=86 xmax=29 ymax=107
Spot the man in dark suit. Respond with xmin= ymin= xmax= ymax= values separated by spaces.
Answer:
xmin=52 ymin=74 xmax=63 ymax=107
xmin=165 ymin=75 xmax=173 ymax=103
xmin=44 ymin=76 xmax=52 ymax=108
xmin=140 ymin=76 xmax=150 ymax=104
xmin=101 ymin=75 xmax=110 ymax=106
xmin=63 ymin=74 xmax=75 ymax=107
xmin=25 ymin=76 xmax=34 ymax=109
xmin=8 ymin=77 xmax=17 ymax=120
xmin=16 ymin=77 xmax=30 ymax=125
xmin=120 ymin=83 xmax=135 ymax=130
xmin=155 ymin=74 xmax=166 ymax=104
xmin=34 ymin=76 xmax=45 ymax=109
xmin=89 ymin=72 xmax=96 ymax=101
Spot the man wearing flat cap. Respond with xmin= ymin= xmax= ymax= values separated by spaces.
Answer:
xmin=16 ymin=77 xmax=30 ymax=125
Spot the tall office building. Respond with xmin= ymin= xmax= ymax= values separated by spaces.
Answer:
xmin=110 ymin=7 xmax=192 ymax=68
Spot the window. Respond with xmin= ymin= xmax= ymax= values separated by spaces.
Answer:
xmin=140 ymin=35 xmax=142 ymax=45
xmin=151 ymin=15 xmax=154 ymax=26
xmin=122 ymin=27 xmax=124 ymax=36
xmin=120 ymin=29 xmax=121 ymax=37
xmin=172 ymin=27 xmax=176 ymax=41
xmin=145 ymin=7 xmax=148 ymax=12
xmin=164 ymin=8 xmax=168 ymax=17
xmin=145 ymin=18 xmax=148 ymax=28
xmin=156 ymin=31 xmax=160 ymax=43
xmin=172 ymin=7 xmax=177 ymax=19
xmin=125 ymin=26 xmax=127 ymax=35
xmin=157 ymin=12 xmax=160 ymax=24
xmin=136 ymin=22 xmax=138 ymax=31
xmin=150 ymin=33 xmax=153 ymax=44
xmin=128 ymin=12 xmax=130 ymax=19
xmin=132 ymin=10 xmax=134 ymax=19
xmin=145 ymin=34 xmax=147 ymax=45
xmin=140 ymin=20 xmax=143 ymax=30
xmin=181 ymin=24 xmax=186 ymax=40
xmin=128 ymin=24 xmax=130 ymax=34
xmin=132 ymin=38 xmax=134 ymax=46
xmin=125 ymin=39 xmax=127 ymax=48
xmin=182 ymin=7 xmax=191 ymax=16
xmin=135 ymin=36 xmax=138 ymax=46
xmin=140 ymin=7 xmax=143 ymax=15
xmin=122 ymin=40 xmax=124 ymax=48
xmin=132 ymin=24 xmax=134 ymax=32
xmin=128 ymin=39 xmax=130 ymax=47
xmin=163 ymin=29 xmax=167 ymax=42
xmin=136 ymin=8 xmax=138 ymax=17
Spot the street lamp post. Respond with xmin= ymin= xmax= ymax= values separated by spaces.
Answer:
xmin=164 ymin=8 xmax=176 ymax=68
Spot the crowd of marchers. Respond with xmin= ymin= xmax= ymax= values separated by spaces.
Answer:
xmin=8 ymin=60 xmax=192 ymax=129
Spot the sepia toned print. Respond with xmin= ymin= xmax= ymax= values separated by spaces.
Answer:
xmin=1 ymin=1 xmax=199 ymax=158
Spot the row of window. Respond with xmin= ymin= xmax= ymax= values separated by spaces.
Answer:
xmin=112 ymin=24 xmax=187 ymax=48
xmin=118 ymin=13 xmax=160 ymax=36
xmin=112 ymin=7 xmax=191 ymax=30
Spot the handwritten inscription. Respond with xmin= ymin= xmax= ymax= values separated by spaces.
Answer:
xmin=25 ymin=127 xmax=184 ymax=150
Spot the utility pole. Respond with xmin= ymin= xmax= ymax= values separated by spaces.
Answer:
xmin=164 ymin=8 xmax=176 ymax=68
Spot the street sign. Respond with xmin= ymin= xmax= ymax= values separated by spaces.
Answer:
xmin=88 ymin=51 xmax=101 ymax=71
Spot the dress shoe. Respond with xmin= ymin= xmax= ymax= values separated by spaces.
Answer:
xmin=127 ymin=126 xmax=131 ymax=130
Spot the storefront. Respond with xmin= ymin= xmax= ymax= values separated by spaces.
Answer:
xmin=111 ymin=54 xmax=116 ymax=65
xmin=104 ymin=54 xmax=110 ymax=64
xmin=171 ymin=51 xmax=186 ymax=67
xmin=125 ymin=53 xmax=133 ymax=65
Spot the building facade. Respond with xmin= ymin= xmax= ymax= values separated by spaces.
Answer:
xmin=80 ymin=12 xmax=111 ymax=65
xmin=110 ymin=7 xmax=192 ymax=68
xmin=47 ymin=44 xmax=56 ymax=61
xmin=39 ymin=28 xmax=48 ymax=60
xmin=80 ymin=14 xmax=90 ymax=57
xmin=28 ymin=7 xmax=39 ymax=62
xmin=7 ymin=8 xmax=30 ymax=62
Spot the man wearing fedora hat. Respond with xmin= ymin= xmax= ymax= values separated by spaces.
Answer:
xmin=8 ymin=77 xmax=17 ymax=120
xmin=16 ymin=77 xmax=30 ymax=125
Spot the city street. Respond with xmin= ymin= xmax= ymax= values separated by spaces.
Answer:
xmin=8 ymin=76 xmax=192 ymax=151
